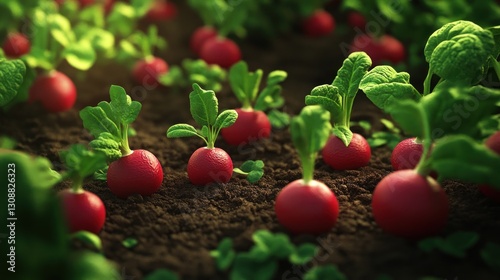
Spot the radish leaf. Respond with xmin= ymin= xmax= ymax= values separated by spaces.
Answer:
xmin=190 ymin=83 xmax=218 ymax=126
xmin=80 ymin=107 xmax=120 ymax=139
xmin=109 ymin=85 xmax=142 ymax=125
xmin=359 ymin=65 xmax=421 ymax=112
xmin=267 ymin=109 xmax=290 ymax=129
xmin=289 ymin=243 xmax=317 ymax=265
xmin=122 ymin=237 xmax=138 ymax=248
xmin=210 ymin=238 xmax=235 ymax=271
xmin=144 ymin=269 xmax=179 ymax=280
xmin=229 ymin=61 xmax=263 ymax=109
xmin=64 ymin=40 xmax=96 ymax=71
xmin=89 ymin=133 xmax=122 ymax=161
xmin=71 ymin=231 xmax=103 ymax=252
xmin=0 ymin=58 xmax=25 ymax=107
xmin=59 ymin=144 xmax=107 ymax=184
xmin=166 ymin=124 xmax=200 ymax=138
xmin=233 ymin=160 xmax=265 ymax=183
xmin=214 ymin=109 xmax=238 ymax=128
xmin=304 ymin=265 xmax=347 ymax=280
xmin=418 ymin=231 xmax=479 ymax=258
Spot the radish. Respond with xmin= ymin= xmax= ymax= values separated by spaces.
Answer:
xmin=2 ymin=32 xmax=31 ymax=58
xmin=200 ymin=37 xmax=241 ymax=68
xmin=349 ymin=34 xmax=405 ymax=65
xmin=29 ymin=70 xmax=77 ymax=113
xmin=58 ymin=144 xmax=108 ymax=234
xmin=306 ymin=52 xmax=372 ymax=170
xmin=221 ymin=61 xmax=287 ymax=146
xmin=275 ymin=105 xmax=339 ymax=235
xmin=80 ymin=85 xmax=164 ymax=198
xmin=77 ymin=0 xmax=115 ymax=13
xmin=132 ymin=56 xmax=169 ymax=88
xmin=478 ymin=131 xmax=500 ymax=202
xmin=167 ymin=83 xmax=264 ymax=185
xmin=301 ymin=10 xmax=335 ymax=37
xmin=145 ymin=0 xmax=177 ymax=22
xmin=190 ymin=26 xmax=218 ymax=56
xmin=347 ymin=11 xmax=366 ymax=29
xmin=391 ymin=137 xmax=423 ymax=170
xmin=372 ymin=169 xmax=448 ymax=239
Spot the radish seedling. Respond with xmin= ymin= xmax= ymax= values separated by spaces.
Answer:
xmin=275 ymin=105 xmax=339 ymax=235
xmin=305 ymin=51 xmax=372 ymax=170
xmin=145 ymin=0 xmax=177 ymax=23
xmin=159 ymin=58 xmax=226 ymax=92
xmin=80 ymin=85 xmax=163 ymax=198
xmin=2 ymin=32 xmax=31 ymax=58
xmin=0 ymin=58 xmax=35 ymax=111
xmin=167 ymin=83 xmax=264 ymax=185
xmin=58 ymin=144 xmax=107 ymax=234
xmin=221 ymin=61 xmax=288 ymax=146
xmin=301 ymin=9 xmax=335 ymax=37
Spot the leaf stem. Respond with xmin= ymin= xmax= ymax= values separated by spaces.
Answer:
xmin=423 ymin=69 xmax=433 ymax=96
xmin=121 ymin=124 xmax=132 ymax=155
xmin=301 ymin=154 xmax=315 ymax=184
xmin=492 ymin=59 xmax=500 ymax=81
xmin=71 ymin=176 xmax=84 ymax=193
xmin=207 ymin=125 xmax=215 ymax=149
xmin=415 ymin=112 xmax=432 ymax=176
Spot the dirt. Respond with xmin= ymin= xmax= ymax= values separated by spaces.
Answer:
xmin=1 ymin=1 xmax=500 ymax=280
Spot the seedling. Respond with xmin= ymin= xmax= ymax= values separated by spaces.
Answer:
xmin=0 ymin=57 xmax=34 ymax=111
xmin=275 ymin=105 xmax=339 ymax=234
xmin=58 ymin=144 xmax=107 ymax=234
xmin=305 ymin=51 xmax=372 ymax=170
xmin=167 ymin=83 xmax=264 ymax=185
xmin=80 ymin=85 xmax=164 ymax=198
xmin=159 ymin=58 xmax=226 ymax=92
xmin=210 ymin=230 xmax=318 ymax=280
xmin=221 ymin=61 xmax=289 ymax=146
xmin=418 ymin=231 xmax=479 ymax=258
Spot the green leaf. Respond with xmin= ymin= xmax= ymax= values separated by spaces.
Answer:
xmin=0 ymin=136 xmax=16 ymax=149
xmin=80 ymin=106 xmax=120 ymax=139
xmin=93 ymin=166 xmax=108 ymax=181
xmin=252 ymin=230 xmax=295 ymax=259
xmin=144 ymin=269 xmax=179 ymax=280
xmin=332 ymin=51 xmax=372 ymax=99
xmin=267 ymin=109 xmax=290 ymax=129
xmin=305 ymin=84 xmax=342 ymax=125
xmin=48 ymin=13 xmax=74 ymax=47
xmin=122 ymin=237 xmax=138 ymax=248
xmin=0 ymin=58 xmax=25 ymax=107
xmin=481 ymin=242 xmax=500 ymax=272
xmin=359 ymin=65 xmax=421 ymax=112
xmin=332 ymin=126 xmax=352 ymax=147
xmin=375 ymin=0 xmax=409 ymax=23
xmin=214 ymin=109 xmax=238 ymax=129
xmin=166 ymin=124 xmax=199 ymax=138
xmin=239 ymin=160 xmax=264 ymax=172
xmin=189 ymin=83 xmax=218 ymax=126
xmin=479 ymin=114 xmax=500 ymax=138
xmin=64 ymin=40 xmax=96 ymax=71
xmin=131 ymin=0 xmax=155 ymax=17
xmin=3 ymin=61 xmax=35 ymax=110
xmin=89 ymin=133 xmax=122 ymax=161
xmin=83 ymin=28 xmax=115 ymax=54
xmin=254 ymin=70 xmax=287 ymax=111
xmin=388 ymin=99 xmax=427 ymax=139
xmin=106 ymin=2 xmax=136 ymax=37
xmin=289 ymin=243 xmax=317 ymax=265
xmin=303 ymin=265 xmax=347 ymax=280
xmin=229 ymin=61 xmax=263 ymax=108
xmin=418 ymin=231 xmax=479 ymax=258
xmin=247 ymin=170 xmax=264 ymax=183
xmin=59 ymin=144 xmax=107 ymax=180
xmin=70 ymin=231 xmax=102 ymax=252
xmin=230 ymin=254 xmax=278 ymax=280
xmin=233 ymin=160 xmax=265 ymax=183
xmin=109 ymin=85 xmax=142 ymax=125
xmin=424 ymin=20 xmax=496 ymax=84
xmin=429 ymin=135 xmax=500 ymax=188
xmin=210 ymin=238 xmax=236 ymax=271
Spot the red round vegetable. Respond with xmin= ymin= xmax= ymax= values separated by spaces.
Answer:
xmin=301 ymin=10 xmax=335 ymax=37
xmin=220 ymin=108 xmax=271 ymax=146
xmin=350 ymin=34 xmax=405 ymax=65
xmin=275 ymin=179 xmax=339 ymax=234
xmin=187 ymin=147 xmax=233 ymax=186
xmin=2 ymin=32 xmax=31 ymax=58
xmin=145 ymin=0 xmax=177 ymax=22
xmin=59 ymin=189 xmax=106 ymax=234
xmin=372 ymin=169 xmax=449 ymax=239
xmin=347 ymin=11 xmax=366 ymax=29
xmin=478 ymin=131 xmax=500 ymax=202
xmin=391 ymin=137 xmax=423 ymax=171
xmin=132 ymin=57 xmax=169 ymax=88
xmin=77 ymin=0 xmax=115 ymax=13
xmin=190 ymin=26 xmax=218 ymax=55
xmin=322 ymin=133 xmax=371 ymax=170
xmin=107 ymin=149 xmax=164 ymax=198
xmin=29 ymin=71 xmax=77 ymax=113
xmin=200 ymin=37 xmax=241 ymax=68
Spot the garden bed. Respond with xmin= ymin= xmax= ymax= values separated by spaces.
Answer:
xmin=1 ymin=1 xmax=500 ymax=279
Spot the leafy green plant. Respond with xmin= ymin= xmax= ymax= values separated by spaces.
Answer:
xmin=303 ymin=265 xmax=347 ymax=280
xmin=115 ymin=25 xmax=166 ymax=65
xmin=159 ymin=59 xmax=227 ymax=92
xmin=0 ymin=136 xmax=16 ymax=149
xmin=0 ymin=57 xmax=34 ymax=110
xmin=70 ymin=230 xmax=103 ymax=252
xmin=418 ymin=231 xmax=480 ymax=258
xmin=210 ymin=230 xmax=318 ymax=280
xmin=122 ymin=237 xmax=138 ymax=249
xmin=144 ymin=268 xmax=179 ymax=280
xmin=0 ymin=0 xmax=41 ymax=39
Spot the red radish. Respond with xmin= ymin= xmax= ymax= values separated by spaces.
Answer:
xmin=391 ymin=137 xmax=423 ymax=170
xmin=347 ymin=11 xmax=366 ymax=29
xmin=77 ymin=0 xmax=115 ymax=13
xmin=190 ymin=26 xmax=218 ymax=55
xmin=275 ymin=106 xmax=339 ymax=234
xmin=200 ymin=37 xmax=241 ymax=68
xmin=322 ymin=133 xmax=371 ymax=170
xmin=371 ymin=169 xmax=449 ymax=239
xmin=478 ymin=131 xmax=500 ymax=202
xmin=301 ymin=10 xmax=335 ymax=37
xmin=145 ymin=0 xmax=177 ymax=22
xmin=2 ymin=32 xmax=31 ymax=58
xmin=107 ymin=149 xmax=164 ymax=198
xmin=350 ymin=34 xmax=405 ymax=65
xmin=275 ymin=179 xmax=339 ymax=234
xmin=221 ymin=108 xmax=271 ymax=146
xmin=29 ymin=71 xmax=77 ymax=113
xmin=187 ymin=147 xmax=233 ymax=185
xmin=132 ymin=57 xmax=169 ymax=88
xmin=59 ymin=189 xmax=106 ymax=234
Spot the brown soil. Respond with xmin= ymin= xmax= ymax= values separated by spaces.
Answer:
xmin=1 ymin=1 xmax=500 ymax=280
